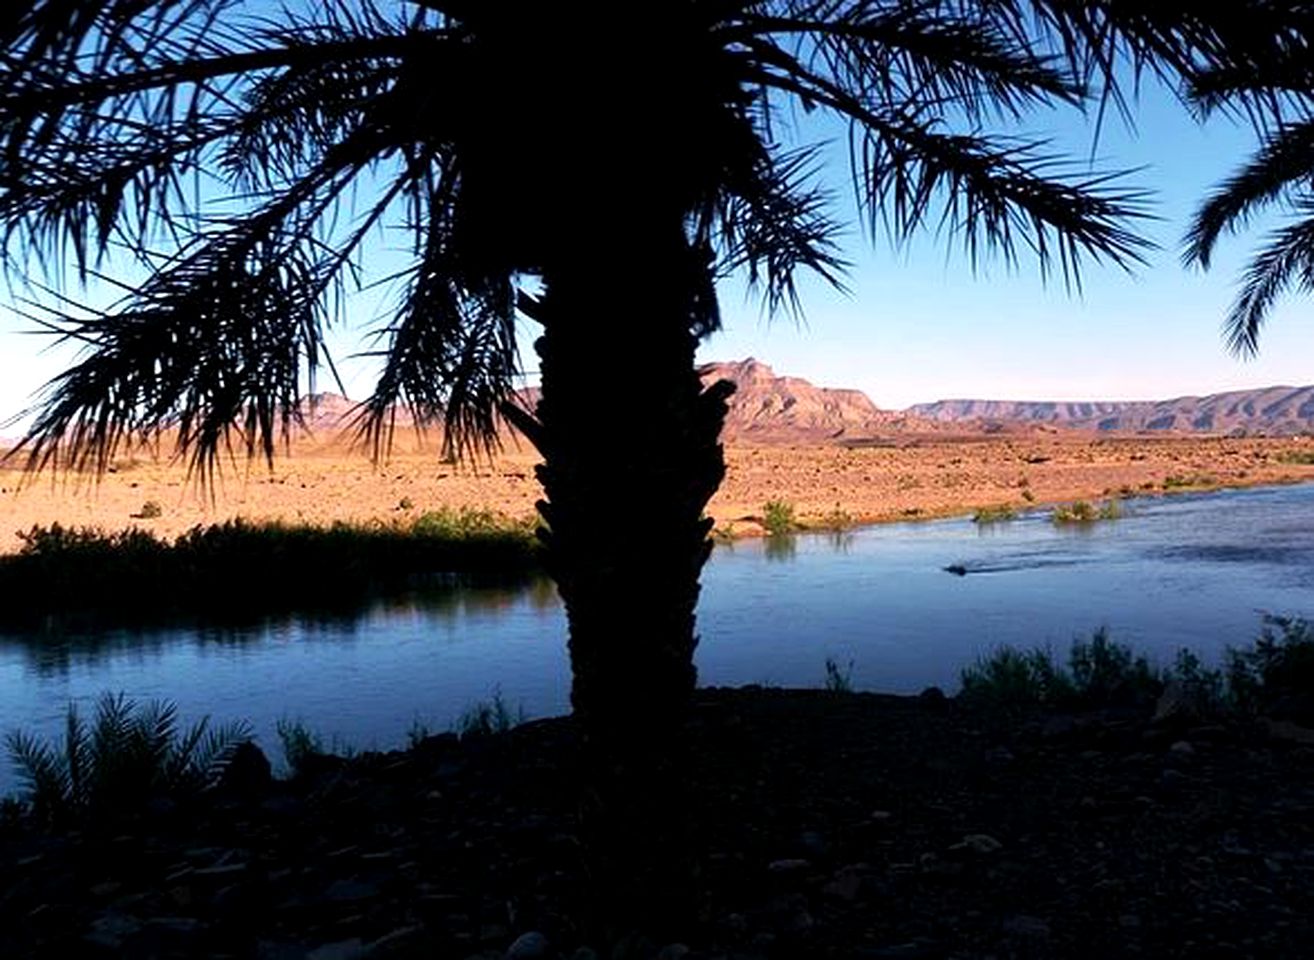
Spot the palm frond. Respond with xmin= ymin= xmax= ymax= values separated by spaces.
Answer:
xmin=1221 ymin=207 xmax=1314 ymax=356
xmin=1184 ymin=120 xmax=1314 ymax=270
xmin=6 ymin=728 xmax=69 ymax=816
xmin=705 ymin=142 xmax=849 ymax=316
xmin=740 ymin=4 xmax=1083 ymax=121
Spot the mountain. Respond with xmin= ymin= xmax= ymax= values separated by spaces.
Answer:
xmin=697 ymin=358 xmax=928 ymax=442
xmin=290 ymin=364 xmax=1314 ymax=447
xmin=909 ymin=385 xmax=1314 ymax=435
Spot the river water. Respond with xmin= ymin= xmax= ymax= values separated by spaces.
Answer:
xmin=2 ymin=483 xmax=1311 ymax=789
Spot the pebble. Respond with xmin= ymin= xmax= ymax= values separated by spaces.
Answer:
xmin=951 ymin=833 xmax=1003 ymax=855
xmin=1002 ymin=914 xmax=1051 ymax=939
xmin=505 ymin=930 xmax=550 ymax=959
xmin=307 ymin=938 xmax=366 ymax=960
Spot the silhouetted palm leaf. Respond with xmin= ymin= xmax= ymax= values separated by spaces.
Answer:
xmin=6 ymin=692 xmax=253 ymax=822
xmin=4 ymin=1 xmax=1284 ymax=472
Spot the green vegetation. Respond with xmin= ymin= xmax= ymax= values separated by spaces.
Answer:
xmin=813 ymin=505 xmax=855 ymax=532
xmin=134 ymin=499 xmax=163 ymax=519
xmin=972 ymin=504 xmax=1018 ymax=524
xmin=456 ymin=689 xmax=525 ymax=738
xmin=762 ymin=500 xmax=797 ymax=536
xmin=960 ymin=618 xmax=1314 ymax=717
xmin=6 ymin=693 xmax=250 ymax=824
xmin=0 ymin=510 xmax=541 ymax=632
xmin=1052 ymin=499 xmax=1122 ymax=525
xmin=962 ymin=630 xmax=1163 ymax=711
xmin=276 ymin=718 xmax=328 ymax=777
xmin=1163 ymin=472 xmax=1219 ymax=490
xmin=823 ymin=657 xmax=855 ymax=694
xmin=1276 ymin=450 xmax=1314 ymax=466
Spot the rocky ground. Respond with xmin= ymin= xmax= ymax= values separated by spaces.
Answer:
xmin=3 ymin=687 xmax=1312 ymax=959
xmin=2 ymin=434 xmax=1313 ymax=551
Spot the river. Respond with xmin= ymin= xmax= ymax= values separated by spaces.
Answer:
xmin=2 ymin=483 xmax=1311 ymax=790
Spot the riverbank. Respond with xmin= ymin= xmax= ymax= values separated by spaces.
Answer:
xmin=2 ymin=434 xmax=1312 ymax=551
xmin=3 ymin=685 xmax=1312 ymax=959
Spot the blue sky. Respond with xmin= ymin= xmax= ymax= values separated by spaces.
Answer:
xmin=1 ymin=68 xmax=1311 ymax=425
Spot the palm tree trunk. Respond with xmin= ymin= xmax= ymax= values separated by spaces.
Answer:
xmin=527 ymin=227 xmax=731 ymax=746
xmin=506 ymin=218 xmax=733 ymax=935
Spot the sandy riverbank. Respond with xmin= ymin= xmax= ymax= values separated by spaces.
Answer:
xmin=1 ymin=433 xmax=1312 ymax=551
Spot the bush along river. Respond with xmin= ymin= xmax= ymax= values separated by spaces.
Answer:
xmin=1 ymin=483 xmax=1311 ymax=792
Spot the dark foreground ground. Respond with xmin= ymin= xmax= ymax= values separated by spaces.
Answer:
xmin=3 ymin=687 xmax=1312 ymax=959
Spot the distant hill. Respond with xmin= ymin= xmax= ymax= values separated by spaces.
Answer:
xmin=286 ymin=365 xmax=1314 ymax=446
xmin=697 ymin=358 xmax=934 ymax=442
xmin=908 ymin=385 xmax=1314 ymax=436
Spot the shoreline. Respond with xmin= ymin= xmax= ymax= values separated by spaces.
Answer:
xmin=1 ymin=433 xmax=1312 ymax=554
xmin=714 ymin=471 xmax=1314 ymax=540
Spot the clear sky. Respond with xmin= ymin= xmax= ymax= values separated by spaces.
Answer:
xmin=1 ymin=64 xmax=1311 ymax=426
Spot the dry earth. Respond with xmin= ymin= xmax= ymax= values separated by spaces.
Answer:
xmin=1 ymin=432 xmax=1313 ymax=552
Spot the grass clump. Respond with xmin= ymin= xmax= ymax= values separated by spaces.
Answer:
xmin=961 ymin=629 xmax=1157 ymax=711
xmin=823 ymin=657 xmax=855 ymax=694
xmin=972 ymin=504 xmax=1018 ymax=524
xmin=6 ymin=693 xmax=251 ymax=824
xmin=134 ymin=499 xmax=163 ymax=519
xmin=0 ymin=512 xmax=541 ymax=632
xmin=455 ymin=689 xmax=524 ymax=738
xmin=1224 ymin=616 xmax=1314 ymax=716
xmin=961 ymin=618 xmax=1314 ymax=721
xmin=1276 ymin=450 xmax=1314 ymax=466
xmin=762 ymin=500 xmax=797 ymax=536
xmin=1052 ymin=499 xmax=1121 ymax=525
xmin=1163 ymin=472 xmax=1218 ymax=490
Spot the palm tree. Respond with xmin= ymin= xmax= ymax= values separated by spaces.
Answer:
xmin=0 ymin=1 xmax=1299 ymax=751
xmin=1184 ymin=40 xmax=1314 ymax=354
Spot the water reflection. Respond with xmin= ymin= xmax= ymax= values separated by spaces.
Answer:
xmin=5 ymin=574 xmax=559 ymax=676
xmin=764 ymin=534 xmax=797 ymax=561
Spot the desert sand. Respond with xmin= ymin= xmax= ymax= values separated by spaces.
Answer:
xmin=1 ymin=431 xmax=1312 ymax=552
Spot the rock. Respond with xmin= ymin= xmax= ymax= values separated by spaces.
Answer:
xmin=85 ymin=912 xmax=143 ymax=949
xmin=823 ymin=866 xmax=865 ymax=902
xmin=505 ymin=931 xmax=550 ymax=959
xmin=656 ymin=944 xmax=690 ymax=960
xmin=1170 ymin=740 xmax=1195 ymax=756
xmin=798 ymin=830 xmax=828 ymax=857
xmin=1002 ymin=914 xmax=1051 ymax=939
xmin=307 ymin=940 xmax=366 ymax=960
xmin=859 ymin=942 xmax=940 ymax=959
xmin=567 ymin=950 xmax=599 ymax=960
xmin=222 ymin=741 xmax=274 ymax=794
xmin=768 ymin=858 xmax=812 ymax=873
xmin=950 ymin=834 xmax=1003 ymax=855
xmin=325 ymin=878 xmax=381 ymax=903
xmin=1265 ymin=718 xmax=1314 ymax=746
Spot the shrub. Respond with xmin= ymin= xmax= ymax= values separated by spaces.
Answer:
xmin=1276 ymin=450 xmax=1314 ymax=466
xmin=276 ymin=718 xmax=325 ymax=776
xmin=1068 ymin=628 xmax=1157 ymax=704
xmin=823 ymin=657 xmax=854 ymax=694
xmin=961 ymin=630 xmax=1158 ymax=710
xmin=762 ymin=500 xmax=796 ymax=536
xmin=1052 ymin=499 xmax=1121 ymax=525
xmin=1224 ymin=616 xmax=1314 ymax=716
xmin=7 ymin=693 xmax=251 ymax=824
xmin=1163 ymin=472 xmax=1218 ymax=489
xmin=817 ymin=505 xmax=855 ymax=531
xmin=960 ymin=646 xmax=1074 ymax=710
xmin=973 ymin=504 xmax=1017 ymax=524
xmin=456 ymin=689 xmax=524 ymax=738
